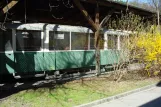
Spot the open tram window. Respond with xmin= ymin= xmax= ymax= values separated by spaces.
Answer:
xmin=0 ymin=30 xmax=12 ymax=52
xmin=16 ymin=30 xmax=41 ymax=51
xmin=108 ymin=35 xmax=117 ymax=49
xmin=49 ymin=31 xmax=70 ymax=50
xmin=71 ymin=32 xmax=88 ymax=50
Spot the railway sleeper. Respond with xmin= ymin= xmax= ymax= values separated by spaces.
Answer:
xmin=12 ymin=71 xmax=46 ymax=79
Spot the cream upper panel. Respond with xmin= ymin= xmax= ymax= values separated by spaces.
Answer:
xmin=5 ymin=23 xmax=93 ymax=33
xmin=5 ymin=23 xmax=130 ymax=36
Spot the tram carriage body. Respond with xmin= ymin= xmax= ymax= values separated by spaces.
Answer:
xmin=0 ymin=23 xmax=129 ymax=76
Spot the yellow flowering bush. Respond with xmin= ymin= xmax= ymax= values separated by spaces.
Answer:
xmin=135 ymin=30 xmax=161 ymax=76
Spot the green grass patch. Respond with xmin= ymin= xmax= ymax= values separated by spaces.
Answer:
xmin=0 ymin=73 xmax=160 ymax=107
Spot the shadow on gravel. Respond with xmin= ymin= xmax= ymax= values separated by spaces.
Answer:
xmin=0 ymin=76 xmax=57 ymax=101
xmin=0 ymin=72 xmax=90 ymax=101
xmin=156 ymin=81 xmax=161 ymax=87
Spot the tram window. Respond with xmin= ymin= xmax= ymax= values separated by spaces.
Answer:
xmin=108 ymin=35 xmax=117 ymax=49
xmin=16 ymin=30 xmax=41 ymax=51
xmin=120 ymin=35 xmax=128 ymax=49
xmin=49 ymin=31 xmax=70 ymax=50
xmin=0 ymin=30 xmax=12 ymax=52
xmin=90 ymin=34 xmax=104 ymax=50
xmin=71 ymin=32 xmax=88 ymax=50
xmin=99 ymin=34 xmax=104 ymax=49
xmin=90 ymin=33 xmax=95 ymax=49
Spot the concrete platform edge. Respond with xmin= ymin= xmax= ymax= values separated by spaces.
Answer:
xmin=75 ymin=83 xmax=158 ymax=107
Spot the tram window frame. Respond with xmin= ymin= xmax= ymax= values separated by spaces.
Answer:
xmin=16 ymin=30 xmax=42 ymax=51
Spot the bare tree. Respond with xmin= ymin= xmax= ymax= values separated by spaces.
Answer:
xmin=126 ymin=0 xmax=129 ymax=11
xmin=148 ymin=0 xmax=161 ymax=30
xmin=106 ymin=12 xmax=150 ymax=82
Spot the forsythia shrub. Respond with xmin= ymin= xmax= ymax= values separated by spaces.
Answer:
xmin=136 ymin=30 xmax=161 ymax=76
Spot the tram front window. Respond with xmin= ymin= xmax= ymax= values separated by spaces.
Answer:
xmin=16 ymin=30 xmax=41 ymax=51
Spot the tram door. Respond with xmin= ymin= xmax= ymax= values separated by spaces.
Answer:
xmin=4 ymin=30 xmax=15 ymax=74
xmin=0 ymin=31 xmax=4 ymax=74
xmin=15 ymin=30 xmax=42 ymax=74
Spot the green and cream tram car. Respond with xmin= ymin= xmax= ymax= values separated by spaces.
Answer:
xmin=0 ymin=23 xmax=129 ymax=78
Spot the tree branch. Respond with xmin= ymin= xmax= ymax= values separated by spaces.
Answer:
xmin=99 ymin=9 xmax=114 ymax=30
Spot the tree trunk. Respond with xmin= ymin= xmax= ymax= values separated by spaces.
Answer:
xmin=95 ymin=31 xmax=101 ymax=75
xmin=157 ymin=9 xmax=160 ymax=33
xmin=95 ymin=3 xmax=100 ymax=76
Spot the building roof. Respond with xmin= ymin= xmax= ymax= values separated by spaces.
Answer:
xmin=0 ymin=0 xmax=155 ymax=28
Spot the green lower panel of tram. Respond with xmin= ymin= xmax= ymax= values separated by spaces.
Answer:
xmin=0 ymin=50 xmax=120 ymax=74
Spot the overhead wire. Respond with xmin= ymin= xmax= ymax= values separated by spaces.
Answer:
xmin=62 ymin=0 xmax=73 ymax=8
xmin=49 ymin=0 xmax=74 ymax=19
xmin=49 ymin=0 xmax=63 ymax=19
xmin=1 ymin=0 xmax=74 ymax=25
xmin=49 ymin=0 xmax=60 ymax=8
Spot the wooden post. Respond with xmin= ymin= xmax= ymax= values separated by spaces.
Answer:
xmin=0 ymin=0 xmax=19 ymax=15
xmin=73 ymin=0 xmax=98 ymax=31
xmin=73 ymin=0 xmax=114 ymax=76
xmin=94 ymin=3 xmax=100 ymax=75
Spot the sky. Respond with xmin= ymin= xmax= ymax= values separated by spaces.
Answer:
xmin=128 ymin=0 xmax=148 ymax=3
